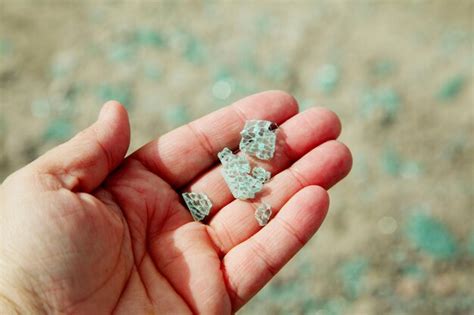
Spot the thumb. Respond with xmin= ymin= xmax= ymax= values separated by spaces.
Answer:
xmin=30 ymin=101 xmax=130 ymax=192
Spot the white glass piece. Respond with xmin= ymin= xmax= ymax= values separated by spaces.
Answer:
xmin=255 ymin=202 xmax=272 ymax=226
xmin=240 ymin=120 xmax=277 ymax=160
xmin=182 ymin=192 xmax=212 ymax=221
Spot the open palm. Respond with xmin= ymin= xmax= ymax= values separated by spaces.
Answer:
xmin=0 ymin=91 xmax=351 ymax=314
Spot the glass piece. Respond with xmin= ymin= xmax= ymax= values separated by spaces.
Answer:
xmin=255 ymin=202 xmax=272 ymax=226
xmin=182 ymin=192 xmax=212 ymax=222
xmin=239 ymin=120 xmax=277 ymax=160
xmin=315 ymin=63 xmax=340 ymax=94
xmin=218 ymin=147 xmax=264 ymax=200
xmin=252 ymin=166 xmax=271 ymax=183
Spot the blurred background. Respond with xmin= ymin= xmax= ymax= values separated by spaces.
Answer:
xmin=0 ymin=1 xmax=473 ymax=314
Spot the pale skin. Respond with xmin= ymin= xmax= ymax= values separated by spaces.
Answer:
xmin=0 ymin=91 xmax=352 ymax=314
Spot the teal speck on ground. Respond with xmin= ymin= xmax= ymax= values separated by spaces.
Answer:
xmin=183 ymin=34 xmax=206 ymax=64
xmin=401 ymin=264 xmax=426 ymax=280
xmin=381 ymin=147 xmax=422 ymax=178
xmin=134 ymin=28 xmax=166 ymax=48
xmin=381 ymin=148 xmax=402 ymax=176
xmin=165 ymin=105 xmax=190 ymax=127
xmin=361 ymin=87 xmax=400 ymax=123
xmin=0 ymin=38 xmax=12 ymax=56
xmin=43 ymin=119 xmax=73 ymax=141
xmin=371 ymin=59 xmax=396 ymax=78
xmin=108 ymin=43 xmax=136 ymax=62
xmin=339 ymin=257 xmax=369 ymax=299
xmin=315 ymin=64 xmax=340 ymax=94
xmin=405 ymin=212 xmax=458 ymax=260
xmin=467 ymin=231 xmax=474 ymax=256
xmin=437 ymin=75 xmax=466 ymax=101
xmin=143 ymin=64 xmax=162 ymax=80
xmin=97 ymin=84 xmax=132 ymax=109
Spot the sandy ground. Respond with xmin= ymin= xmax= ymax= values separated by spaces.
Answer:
xmin=1 ymin=1 xmax=473 ymax=314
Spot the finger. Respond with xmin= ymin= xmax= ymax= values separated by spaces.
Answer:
xmin=131 ymin=90 xmax=298 ymax=188
xmin=150 ymin=223 xmax=232 ymax=314
xmin=184 ymin=107 xmax=341 ymax=214
xmin=30 ymin=101 xmax=130 ymax=192
xmin=222 ymin=185 xmax=329 ymax=311
xmin=207 ymin=140 xmax=352 ymax=254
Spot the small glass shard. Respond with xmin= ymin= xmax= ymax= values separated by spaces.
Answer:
xmin=240 ymin=120 xmax=277 ymax=160
xmin=255 ymin=202 xmax=272 ymax=226
xmin=252 ymin=166 xmax=271 ymax=183
xmin=218 ymin=147 xmax=264 ymax=200
xmin=182 ymin=192 xmax=212 ymax=221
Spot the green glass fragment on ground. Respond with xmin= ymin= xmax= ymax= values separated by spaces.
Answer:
xmin=134 ymin=28 xmax=165 ymax=47
xmin=182 ymin=192 xmax=212 ymax=221
xmin=0 ymin=39 xmax=12 ymax=56
xmin=315 ymin=64 xmax=340 ymax=94
xmin=381 ymin=148 xmax=402 ymax=176
xmin=437 ymin=75 xmax=466 ymax=101
xmin=371 ymin=59 xmax=396 ymax=78
xmin=182 ymin=35 xmax=206 ymax=64
xmin=381 ymin=147 xmax=422 ymax=178
xmin=108 ymin=44 xmax=136 ymax=62
xmin=259 ymin=281 xmax=311 ymax=304
xmin=405 ymin=212 xmax=458 ymax=260
xmin=401 ymin=161 xmax=422 ymax=178
xmin=401 ymin=264 xmax=425 ymax=280
xmin=320 ymin=298 xmax=348 ymax=315
xmin=378 ymin=88 xmax=400 ymax=118
xmin=339 ymin=257 xmax=369 ymax=299
xmin=361 ymin=87 xmax=400 ymax=123
xmin=143 ymin=64 xmax=162 ymax=80
xmin=467 ymin=231 xmax=474 ymax=256
xmin=31 ymin=99 xmax=50 ymax=118
xmin=165 ymin=105 xmax=190 ymax=127
xmin=97 ymin=84 xmax=132 ymax=109
xmin=44 ymin=119 xmax=73 ymax=141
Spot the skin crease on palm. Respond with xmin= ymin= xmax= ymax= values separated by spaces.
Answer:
xmin=0 ymin=91 xmax=352 ymax=314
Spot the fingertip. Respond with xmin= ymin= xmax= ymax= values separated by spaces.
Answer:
xmin=332 ymin=140 xmax=353 ymax=178
xmin=94 ymin=101 xmax=131 ymax=170
xmin=302 ymin=107 xmax=341 ymax=137
xmin=292 ymin=185 xmax=330 ymax=219
xmin=99 ymin=100 xmax=128 ymax=122
xmin=275 ymin=185 xmax=330 ymax=245
xmin=318 ymin=140 xmax=352 ymax=187
xmin=264 ymin=90 xmax=300 ymax=116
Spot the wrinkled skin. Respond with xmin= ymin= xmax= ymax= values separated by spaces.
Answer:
xmin=0 ymin=91 xmax=352 ymax=314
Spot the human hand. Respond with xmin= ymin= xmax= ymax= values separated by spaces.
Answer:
xmin=0 ymin=91 xmax=352 ymax=314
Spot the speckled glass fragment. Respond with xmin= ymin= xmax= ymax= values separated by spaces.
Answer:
xmin=218 ymin=147 xmax=264 ymax=200
xmin=255 ymin=202 xmax=272 ymax=226
xmin=182 ymin=192 xmax=212 ymax=222
xmin=239 ymin=120 xmax=277 ymax=160
xmin=252 ymin=166 xmax=271 ymax=183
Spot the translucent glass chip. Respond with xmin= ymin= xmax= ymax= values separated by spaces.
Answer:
xmin=218 ymin=147 xmax=264 ymax=200
xmin=255 ymin=202 xmax=272 ymax=226
xmin=240 ymin=120 xmax=277 ymax=160
xmin=252 ymin=166 xmax=271 ymax=183
xmin=182 ymin=192 xmax=212 ymax=221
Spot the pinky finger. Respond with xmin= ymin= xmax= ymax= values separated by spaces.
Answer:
xmin=222 ymin=185 xmax=329 ymax=311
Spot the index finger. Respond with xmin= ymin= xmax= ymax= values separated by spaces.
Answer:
xmin=131 ymin=90 xmax=299 ymax=188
